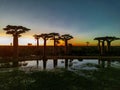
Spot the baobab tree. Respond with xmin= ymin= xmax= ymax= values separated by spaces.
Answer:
xmin=105 ymin=36 xmax=120 ymax=54
xmin=49 ymin=32 xmax=60 ymax=55
xmin=102 ymin=36 xmax=120 ymax=67
xmin=33 ymin=34 xmax=41 ymax=47
xmin=39 ymin=33 xmax=51 ymax=58
xmin=94 ymin=36 xmax=120 ymax=55
xmin=60 ymin=34 xmax=73 ymax=55
xmin=60 ymin=34 xmax=73 ymax=68
xmin=39 ymin=33 xmax=51 ymax=69
xmin=49 ymin=32 xmax=60 ymax=68
xmin=94 ymin=36 xmax=120 ymax=67
xmin=33 ymin=34 xmax=41 ymax=67
xmin=3 ymin=25 xmax=30 ymax=66
xmin=86 ymin=41 xmax=89 ymax=46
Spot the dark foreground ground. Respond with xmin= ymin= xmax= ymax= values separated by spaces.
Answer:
xmin=0 ymin=66 xmax=120 ymax=90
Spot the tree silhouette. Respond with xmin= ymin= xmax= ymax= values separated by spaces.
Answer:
xmin=61 ymin=34 xmax=73 ymax=68
xmin=33 ymin=34 xmax=41 ymax=66
xmin=60 ymin=34 xmax=73 ymax=55
xmin=94 ymin=36 xmax=120 ymax=55
xmin=105 ymin=36 xmax=120 ymax=54
xmin=33 ymin=34 xmax=41 ymax=47
xmin=39 ymin=33 xmax=51 ymax=58
xmin=3 ymin=25 xmax=30 ymax=66
xmin=94 ymin=36 xmax=120 ymax=67
xmin=49 ymin=32 xmax=60 ymax=55
xmin=49 ymin=32 xmax=60 ymax=68
xmin=39 ymin=33 xmax=52 ymax=69
xmin=86 ymin=41 xmax=89 ymax=46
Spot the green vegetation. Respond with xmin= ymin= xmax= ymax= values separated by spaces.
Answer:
xmin=0 ymin=67 xmax=120 ymax=90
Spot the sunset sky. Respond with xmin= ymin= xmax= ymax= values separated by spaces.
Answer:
xmin=0 ymin=0 xmax=120 ymax=46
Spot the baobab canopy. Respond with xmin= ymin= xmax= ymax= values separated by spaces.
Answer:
xmin=60 ymin=34 xmax=73 ymax=41
xmin=94 ymin=36 xmax=120 ymax=55
xmin=3 ymin=25 xmax=30 ymax=35
xmin=94 ymin=36 xmax=120 ymax=41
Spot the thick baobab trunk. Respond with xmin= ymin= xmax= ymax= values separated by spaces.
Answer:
xmin=36 ymin=38 xmax=39 ymax=67
xmin=43 ymin=39 xmax=47 ymax=69
xmin=13 ymin=35 xmax=18 ymax=57
xmin=98 ymin=40 xmax=101 ymax=65
xmin=36 ymin=36 xmax=39 ymax=66
xmin=107 ymin=41 xmax=111 ymax=67
xmin=13 ymin=35 xmax=19 ymax=67
xmin=53 ymin=38 xmax=57 ymax=68
xmin=101 ymin=40 xmax=105 ymax=55
xmin=65 ymin=40 xmax=68 ymax=68
xmin=53 ymin=38 xmax=56 ymax=56
xmin=98 ymin=40 xmax=101 ymax=54
xmin=65 ymin=40 xmax=68 ymax=55
xmin=37 ymin=38 xmax=39 ymax=47
xmin=106 ymin=41 xmax=111 ymax=55
xmin=101 ymin=40 xmax=105 ymax=68
xmin=43 ymin=39 xmax=46 ymax=58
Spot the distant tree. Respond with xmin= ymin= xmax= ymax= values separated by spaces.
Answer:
xmin=94 ymin=36 xmax=120 ymax=55
xmin=33 ymin=34 xmax=41 ymax=67
xmin=39 ymin=33 xmax=51 ymax=58
xmin=3 ymin=25 xmax=30 ymax=66
xmin=33 ymin=34 xmax=41 ymax=47
xmin=94 ymin=36 xmax=120 ymax=67
xmin=60 ymin=34 xmax=73 ymax=68
xmin=86 ymin=41 xmax=89 ymax=46
xmin=39 ymin=33 xmax=52 ymax=69
xmin=49 ymin=32 xmax=60 ymax=55
xmin=49 ymin=32 xmax=60 ymax=68
xmin=60 ymin=34 xmax=73 ymax=55
xmin=105 ymin=36 xmax=120 ymax=53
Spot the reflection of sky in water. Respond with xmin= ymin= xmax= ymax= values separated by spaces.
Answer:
xmin=20 ymin=59 xmax=98 ymax=70
xmin=69 ymin=59 xmax=98 ymax=70
xmin=111 ymin=61 xmax=120 ymax=68
xmin=22 ymin=59 xmax=66 ymax=70
xmin=0 ymin=59 xmax=119 ymax=72
xmin=19 ymin=59 xmax=120 ymax=71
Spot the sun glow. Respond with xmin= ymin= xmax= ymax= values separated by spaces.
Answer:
xmin=38 ymin=39 xmax=44 ymax=45
xmin=0 ymin=33 xmax=119 ymax=46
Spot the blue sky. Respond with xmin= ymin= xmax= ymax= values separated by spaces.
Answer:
xmin=0 ymin=0 xmax=120 ymax=45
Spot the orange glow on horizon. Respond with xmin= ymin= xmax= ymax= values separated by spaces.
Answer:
xmin=0 ymin=30 xmax=120 ymax=46
xmin=0 ymin=36 xmax=119 ymax=46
